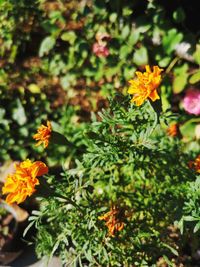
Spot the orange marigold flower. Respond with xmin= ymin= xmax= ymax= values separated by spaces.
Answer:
xmin=2 ymin=159 xmax=48 ymax=204
xmin=33 ymin=121 xmax=52 ymax=148
xmin=167 ymin=123 xmax=180 ymax=137
xmin=128 ymin=65 xmax=163 ymax=106
xmin=189 ymin=155 xmax=200 ymax=173
xmin=99 ymin=206 xmax=125 ymax=236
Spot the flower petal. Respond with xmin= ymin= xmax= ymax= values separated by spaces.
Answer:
xmin=31 ymin=161 xmax=48 ymax=177
xmin=149 ymin=89 xmax=160 ymax=101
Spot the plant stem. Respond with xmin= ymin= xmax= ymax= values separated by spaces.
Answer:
xmin=53 ymin=192 xmax=83 ymax=212
xmin=147 ymin=101 xmax=158 ymax=137
xmin=38 ymin=179 xmax=83 ymax=212
xmin=165 ymin=56 xmax=179 ymax=75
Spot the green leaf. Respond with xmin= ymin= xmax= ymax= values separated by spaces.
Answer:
xmin=121 ymin=25 xmax=130 ymax=39
xmin=183 ymin=216 xmax=198 ymax=222
xmin=120 ymin=45 xmax=131 ymax=58
xmin=18 ymin=148 xmax=28 ymax=159
xmin=173 ymin=75 xmax=187 ymax=93
xmin=61 ymin=31 xmax=76 ymax=44
xmin=128 ymin=29 xmax=140 ymax=46
xmin=136 ymin=17 xmax=151 ymax=33
xmin=85 ymin=131 xmax=99 ymax=140
xmin=163 ymin=255 xmax=174 ymax=267
xmin=122 ymin=7 xmax=133 ymax=16
xmin=180 ymin=119 xmax=200 ymax=139
xmin=133 ymin=47 xmax=148 ymax=66
xmin=109 ymin=13 xmax=117 ymax=23
xmin=173 ymin=64 xmax=188 ymax=93
xmin=158 ymin=57 xmax=171 ymax=68
xmin=163 ymin=29 xmax=183 ymax=55
xmin=175 ymin=219 xmax=184 ymax=234
xmin=162 ymin=243 xmax=178 ymax=256
xmin=193 ymin=44 xmax=200 ymax=65
xmin=28 ymin=84 xmax=41 ymax=94
xmin=124 ymin=67 xmax=136 ymax=80
xmin=12 ymin=99 xmax=27 ymax=126
xmin=194 ymin=222 xmax=200 ymax=233
xmin=23 ymin=220 xmax=35 ymax=237
xmin=189 ymin=70 xmax=200 ymax=84
xmin=0 ymin=108 xmax=5 ymax=120
xmin=104 ymin=64 xmax=122 ymax=79
xmin=39 ymin=36 xmax=56 ymax=57
xmin=173 ymin=7 xmax=185 ymax=23
xmin=60 ymin=74 xmax=75 ymax=89
xmin=51 ymin=131 xmax=74 ymax=147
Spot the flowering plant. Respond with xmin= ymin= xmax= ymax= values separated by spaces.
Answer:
xmin=1 ymin=0 xmax=200 ymax=265
xmin=2 ymin=66 xmax=199 ymax=266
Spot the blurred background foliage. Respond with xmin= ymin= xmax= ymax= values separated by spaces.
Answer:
xmin=0 ymin=0 xmax=200 ymax=166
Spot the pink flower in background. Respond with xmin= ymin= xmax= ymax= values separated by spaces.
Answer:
xmin=92 ymin=42 xmax=109 ymax=57
xmin=183 ymin=88 xmax=200 ymax=115
xmin=92 ymin=31 xmax=111 ymax=57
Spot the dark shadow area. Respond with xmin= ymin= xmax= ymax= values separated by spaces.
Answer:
xmin=11 ymin=245 xmax=37 ymax=267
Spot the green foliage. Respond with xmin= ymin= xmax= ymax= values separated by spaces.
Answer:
xmin=0 ymin=1 xmax=200 ymax=265
xmin=177 ymin=175 xmax=200 ymax=235
xmin=0 ymin=0 xmax=199 ymax=164
xmin=0 ymin=87 xmax=88 ymax=165
xmin=189 ymin=70 xmax=200 ymax=85
xmin=173 ymin=64 xmax=188 ymax=94
xmin=193 ymin=44 xmax=200 ymax=65
xmin=163 ymin=29 xmax=183 ymax=56
xmin=27 ymin=95 xmax=197 ymax=266
xmin=39 ymin=36 xmax=56 ymax=57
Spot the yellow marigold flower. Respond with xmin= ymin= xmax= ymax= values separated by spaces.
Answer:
xmin=33 ymin=121 xmax=52 ymax=148
xmin=99 ymin=206 xmax=125 ymax=236
xmin=2 ymin=159 xmax=48 ymax=204
xmin=188 ymin=155 xmax=200 ymax=173
xmin=128 ymin=65 xmax=163 ymax=106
